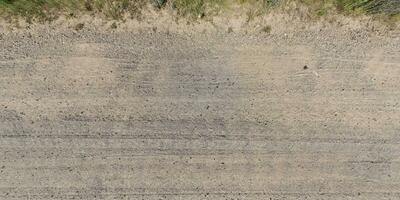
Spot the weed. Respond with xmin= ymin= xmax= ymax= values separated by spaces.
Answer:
xmin=85 ymin=0 xmax=93 ymax=11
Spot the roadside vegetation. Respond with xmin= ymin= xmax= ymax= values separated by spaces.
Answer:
xmin=0 ymin=0 xmax=399 ymax=23
xmin=0 ymin=0 xmax=147 ymax=22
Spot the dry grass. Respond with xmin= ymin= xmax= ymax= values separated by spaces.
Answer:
xmin=0 ymin=0 xmax=398 ymax=23
xmin=0 ymin=0 xmax=147 ymax=22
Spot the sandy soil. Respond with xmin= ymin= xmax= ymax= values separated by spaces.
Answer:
xmin=0 ymin=9 xmax=400 ymax=200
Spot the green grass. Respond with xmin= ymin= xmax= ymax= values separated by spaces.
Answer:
xmin=0 ymin=0 xmax=399 ymax=22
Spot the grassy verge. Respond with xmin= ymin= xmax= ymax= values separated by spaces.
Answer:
xmin=0 ymin=0 xmax=399 ymax=23
xmin=0 ymin=0 xmax=147 ymax=22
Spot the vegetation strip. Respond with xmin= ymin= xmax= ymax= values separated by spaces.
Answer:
xmin=0 ymin=0 xmax=399 ymax=22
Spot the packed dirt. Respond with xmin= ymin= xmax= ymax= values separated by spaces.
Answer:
xmin=1 ymin=8 xmax=400 ymax=200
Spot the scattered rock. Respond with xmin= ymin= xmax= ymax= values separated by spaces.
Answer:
xmin=74 ymin=23 xmax=84 ymax=31
xmin=198 ymin=13 xmax=205 ymax=19
xmin=261 ymin=25 xmax=271 ymax=34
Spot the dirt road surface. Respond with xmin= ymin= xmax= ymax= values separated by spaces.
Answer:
xmin=1 ymin=26 xmax=400 ymax=199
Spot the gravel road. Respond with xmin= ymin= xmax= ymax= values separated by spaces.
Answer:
xmin=0 ymin=27 xmax=400 ymax=199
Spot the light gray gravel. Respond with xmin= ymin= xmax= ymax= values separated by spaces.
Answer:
xmin=0 ymin=27 xmax=400 ymax=199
